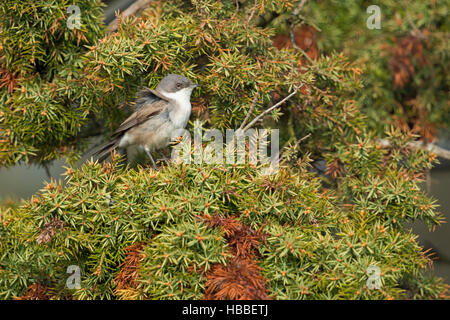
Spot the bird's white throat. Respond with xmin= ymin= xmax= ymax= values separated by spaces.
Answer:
xmin=161 ymin=88 xmax=193 ymax=128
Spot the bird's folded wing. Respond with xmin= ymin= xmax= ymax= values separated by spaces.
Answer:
xmin=134 ymin=88 xmax=168 ymax=109
xmin=112 ymin=99 xmax=168 ymax=138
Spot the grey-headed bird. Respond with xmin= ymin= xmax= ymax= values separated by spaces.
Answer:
xmin=94 ymin=74 xmax=198 ymax=168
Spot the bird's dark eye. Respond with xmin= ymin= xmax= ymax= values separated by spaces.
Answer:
xmin=176 ymin=83 xmax=182 ymax=88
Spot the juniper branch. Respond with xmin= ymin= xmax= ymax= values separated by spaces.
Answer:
xmin=239 ymin=91 xmax=260 ymax=131
xmin=242 ymin=87 xmax=302 ymax=131
xmin=292 ymin=0 xmax=308 ymax=16
xmin=279 ymin=132 xmax=311 ymax=163
xmin=378 ymin=139 xmax=450 ymax=160
xmin=107 ymin=0 xmax=153 ymax=32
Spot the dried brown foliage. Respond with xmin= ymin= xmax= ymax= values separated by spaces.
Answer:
xmin=36 ymin=218 xmax=65 ymax=244
xmin=14 ymin=283 xmax=51 ymax=300
xmin=0 ymin=67 xmax=17 ymax=94
xmin=114 ymin=242 xmax=144 ymax=292
xmin=388 ymin=35 xmax=427 ymax=88
xmin=273 ymin=24 xmax=319 ymax=61
xmin=405 ymin=98 xmax=438 ymax=142
xmin=389 ymin=92 xmax=437 ymax=142
xmin=202 ymin=214 xmax=272 ymax=300
xmin=325 ymin=158 xmax=344 ymax=179
xmin=386 ymin=35 xmax=438 ymax=141
xmin=272 ymin=24 xmax=318 ymax=100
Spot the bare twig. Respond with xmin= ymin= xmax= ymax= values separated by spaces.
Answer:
xmin=239 ymin=92 xmax=260 ymax=131
xmin=242 ymin=86 xmax=302 ymax=131
xmin=289 ymin=24 xmax=300 ymax=49
xmin=294 ymin=46 xmax=343 ymax=84
xmin=297 ymin=46 xmax=315 ymax=65
xmin=403 ymin=0 xmax=427 ymax=39
xmin=280 ymin=132 xmax=312 ymax=163
xmin=107 ymin=0 xmax=153 ymax=33
xmin=287 ymin=0 xmax=342 ymax=84
xmin=378 ymin=139 xmax=450 ymax=160
xmin=246 ymin=0 xmax=259 ymax=24
xmin=289 ymin=0 xmax=308 ymax=49
xmin=292 ymin=0 xmax=308 ymax=16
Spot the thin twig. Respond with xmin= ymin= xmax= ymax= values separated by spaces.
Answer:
xmin=289 ymin=25 xmax=299 ymax=49
xmin=280 ymin=132 xmax=312 ymax=163
xmin=295 ymin=46 xmax=343 ymax=84
xmin=378 ymin=139 xmax=450 ymax=160
xmin=404 ymin=0 xmax=427 ymax=39
xmin=246 ymin=0 xmax=259 ymax=24
xmin=292 ymin=0 xmax=308 ymax=16
xmin=242 ymin=86 xmax=302 ymax=131
xmin=287 ymin=0 xmax=342 ymax=84
xmin=289 ymin=0 xmax=308 ymax=49
xmin=239 ymin=92 xmax=260 ymax=131
xmin=107 ymin=0 xmax=153 ymax=33
xmin=297 ymin=46 xmax=315 ymax=65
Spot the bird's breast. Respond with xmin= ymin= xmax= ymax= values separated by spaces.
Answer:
xmin=169 ymin=99 xmax=191 ymax=129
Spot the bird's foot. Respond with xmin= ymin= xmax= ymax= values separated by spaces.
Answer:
xmin=157 ymin=151 xmax=171 ymax=164
xmin=144 ymin=148 xmax=159 ymax=170
xmin=146 ymin=166 xmax=159 ymax=172
xmin=169 ymin=135 xmax=183 ymax=146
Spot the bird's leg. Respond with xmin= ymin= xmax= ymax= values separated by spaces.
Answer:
xmin=145 ymin=148 xmax=158 ymax=170
xmin=158 ymin=150 xmax=170 ymax=163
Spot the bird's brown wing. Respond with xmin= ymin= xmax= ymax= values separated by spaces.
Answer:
xmin=94 ymin=91 xmax=168 ymax=161
xmin=111 ymin=99 xmax=168 ymax=138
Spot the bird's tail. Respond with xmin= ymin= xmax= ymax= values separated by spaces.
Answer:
xmin=93 ymin=139 xmax=121 ymax=162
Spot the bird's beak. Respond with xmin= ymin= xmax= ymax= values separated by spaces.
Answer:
xmin=191 ymin=83 xmax=199 ymax=89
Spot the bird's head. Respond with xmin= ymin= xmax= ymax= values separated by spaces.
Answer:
xmin=156 ymin=74 xmax=198 ymax=101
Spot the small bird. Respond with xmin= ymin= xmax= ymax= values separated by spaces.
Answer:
xmin=94 ymin=74 xmax=198 ymax=168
